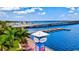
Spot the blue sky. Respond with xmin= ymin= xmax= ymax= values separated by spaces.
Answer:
xmin=0 ymin=7 xmax=79 ymax=21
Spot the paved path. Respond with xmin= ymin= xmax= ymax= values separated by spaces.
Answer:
xmin=27 ymin=38 xmax=53 ymax=51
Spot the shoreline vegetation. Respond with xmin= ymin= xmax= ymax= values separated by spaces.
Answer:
xmin=0 ymin=21 xmax=31 ymax=51
xmin=0 ymin=21 xmax=79 ymax=51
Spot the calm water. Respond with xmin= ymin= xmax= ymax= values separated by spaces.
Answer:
xmin=28 ymin=21 xmax=79 ymax=51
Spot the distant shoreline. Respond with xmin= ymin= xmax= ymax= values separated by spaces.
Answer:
xmin=24 ymin=21 xmax=79 ymax=28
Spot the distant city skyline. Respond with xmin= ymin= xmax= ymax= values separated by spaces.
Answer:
xmin=0 ymin=7 xmax=79 ymax=21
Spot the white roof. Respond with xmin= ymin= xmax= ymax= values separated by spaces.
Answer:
xmin=31 ymin=31 xmax=49 ymax=37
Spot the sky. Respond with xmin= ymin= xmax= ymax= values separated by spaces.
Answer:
xmin=0 ymin=7 xmax=79 ymax=21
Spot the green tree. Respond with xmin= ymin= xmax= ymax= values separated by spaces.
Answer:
xmin=0 ymin=21 xmax=16 ymax=50
xmin=0 ymin=21 xmax=30 ymax=51
xmin=15 ymin=27 xmax=30 ymax=42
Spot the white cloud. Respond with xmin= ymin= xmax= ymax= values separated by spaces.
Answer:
xmin=67 ymin=7 xmax=76 ymax=14
xmin=38 ymin=8 xmax=43 ymax=11
xmin=60 ymin=12 xmax=79 ymax=20
xmin=0 ymin=11 xmax=6 ymax=16
xmin=13 ymin=7 xmax=44 ymax=14
xmin=0 ymin=7 xmax=20 ymax=10
xmin=25 ymin=8 xmax=35 ymax=13
xmin=66 ymin=7 xmax=76 ymax=10
xmin=77 ymin=8 xmax=79 ymax=10
xmin=30 ymin=7 xmax=43 ymax=11
xmin=59 ymin=10 xmax=79 ymax=19
xmin=68 ymin=10 xmax=74 ymax=13
xmin=38 ymin=12 xmax=46 ymax=15
xmin=0 ymin=11 xmax=9 ymax=20
xmin=0 ymin=11 xmax=9 ymax=18
xmin=14 ymin=11 xmax=26 ymax=14
xmin=73 ymin=13 xmax=78 ymax=15
xmin=70 ymin=7 xmax=76 ymax=10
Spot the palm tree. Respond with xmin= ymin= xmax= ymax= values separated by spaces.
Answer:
xmin=15 ymin=27 xmax=30 ymax=50
xmin=0 ymin=34 xmax=7 ymax=50
xmin=15 ymin=27 xmax=30 ymax=42
xmin=0 ymin=21 xmax=7 ymax=50
xmin=0 ymin=21 xmax=16 ymax=50
xmin=0 ymin=21 xmax=30 ymax=51
xmin=4 ymin=26 xmax=16 ymax=47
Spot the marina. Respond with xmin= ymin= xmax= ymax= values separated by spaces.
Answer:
xmin=6 ymin=21 xmax=79 ymax=51
xmin=1 ymin=7 xmax=79 ymax=51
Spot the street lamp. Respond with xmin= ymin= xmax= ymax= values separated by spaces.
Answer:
xmin=31 ymin=31 xmax=49 ymax=51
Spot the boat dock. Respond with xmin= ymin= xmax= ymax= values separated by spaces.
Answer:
xmin=31 ymin=28 xmax=70 ymax=34
xmin=42 ymin=28 xmax=70 ymax=33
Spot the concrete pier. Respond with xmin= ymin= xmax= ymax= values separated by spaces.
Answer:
xmin=11 ymin=21 xmax=79 ymax=28
xmin=42 ymin=28 xmax=70 ymax=33
xmin=31 ymin=28 xmax=70 ymax=34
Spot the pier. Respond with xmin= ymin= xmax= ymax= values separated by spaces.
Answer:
xmin=31 ymin=28 xmax=70 ymax=34
xmin=42 ymin=28 xmax=70 ymax=33
xmin=11 ymin=21 xmax=79 ymax=28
